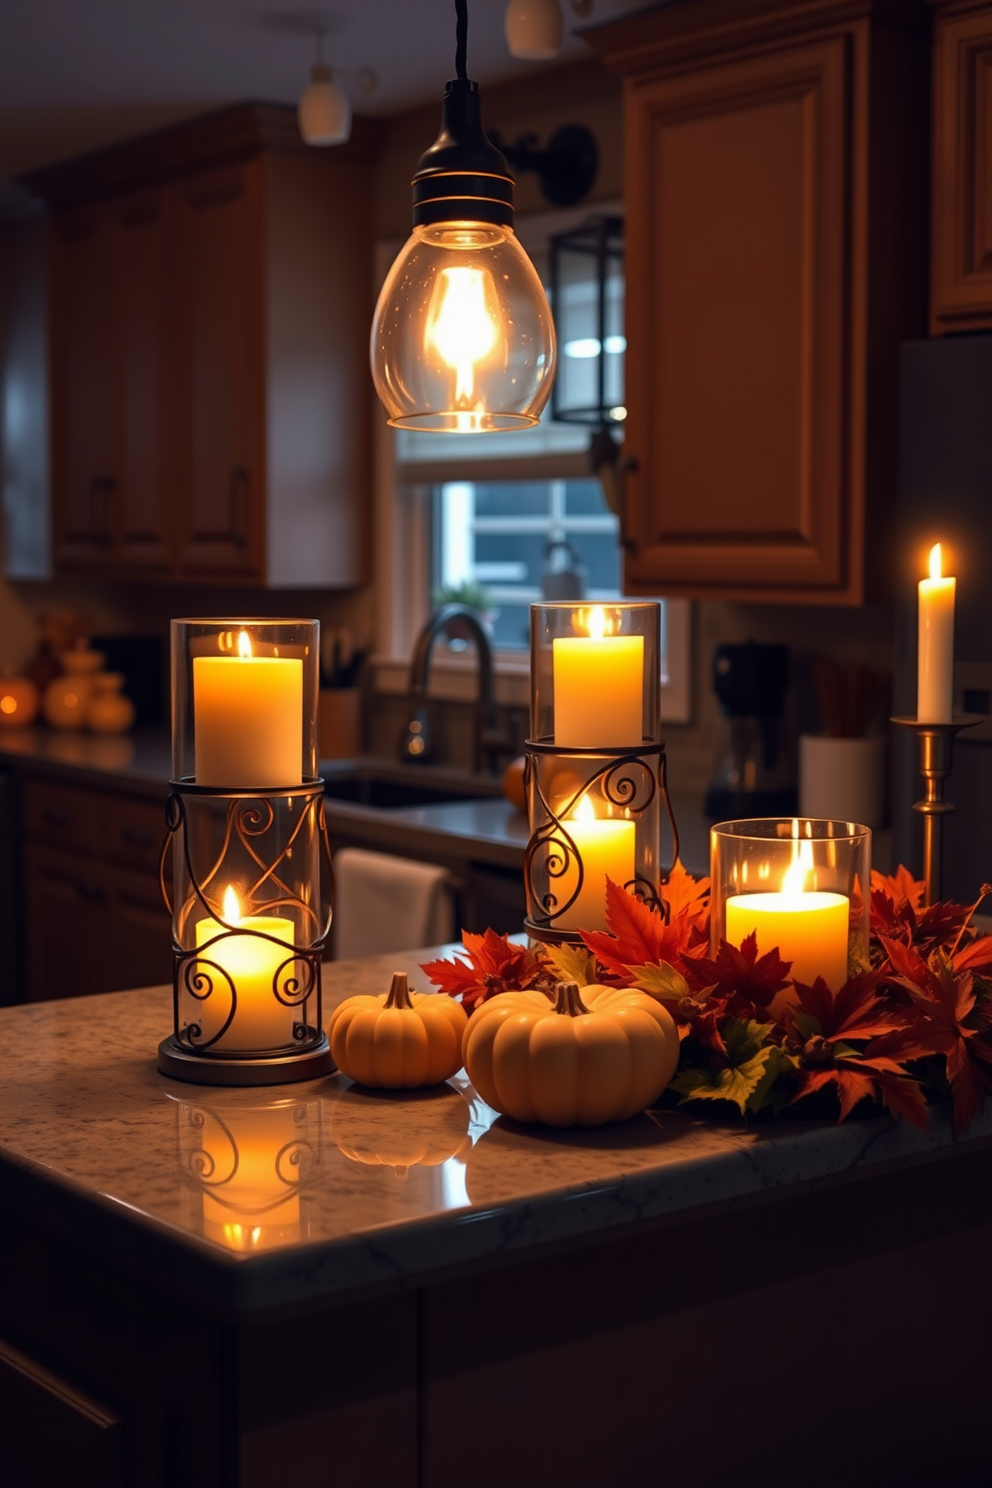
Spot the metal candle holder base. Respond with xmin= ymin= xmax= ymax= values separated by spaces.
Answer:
xmin=892 ymin=715 xmax=982 ymax=905
xmin=522 ymin=741 xmax=680 ymax=945
xmin=158 ymin=780 xmax=335 ymax=1087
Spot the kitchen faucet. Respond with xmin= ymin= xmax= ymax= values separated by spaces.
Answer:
xmin=400 ymin=604 xmax=517 ymax=775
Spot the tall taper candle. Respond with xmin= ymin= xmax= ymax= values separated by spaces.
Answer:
xmin=918 ymin=543 xmax=955 ymax=723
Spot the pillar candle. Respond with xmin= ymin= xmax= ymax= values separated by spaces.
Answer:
xmin=725 ymin=890 xmax=849 ymax=993
xmin=195 ymin=888 xmax=297 ymax=1052
xmin=553 ymin=606 xmax=643 ymax=747
xmin=918 ymin=542 xmax=955 ymax=723
xmin=557 ymin=800 xmax=635 ymax=932
xmin=193 ymin=630 xmax=303 ymax=786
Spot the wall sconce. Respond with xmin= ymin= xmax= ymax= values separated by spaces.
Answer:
xmin=370 ymin=0 xmax=557 ymax=432
xmin=486 ymin=124 xmax=597 ymax=208
xmin=504 ymin=0 xmax=594 ymax=61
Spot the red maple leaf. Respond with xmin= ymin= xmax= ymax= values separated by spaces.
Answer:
xmin=871 ymin=865 xmax=925 ymax=911
xmin=686 ymin=931 xmax=792 ymax=1014
xmin=579 ymin=878 xmax=697 ymax=982
xmin=421 ymin=929 xmax=549 ymax=1012
xmin=878 ymin=937 xmax=992 ymax=1134
xmin=787 ymin=972 xmax=929 ymax=1129
xmin=663 ymin=860 xmax=710 ymax=933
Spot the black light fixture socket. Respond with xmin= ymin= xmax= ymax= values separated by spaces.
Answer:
xmin=412 ymin=78 xmax=514 ymax=228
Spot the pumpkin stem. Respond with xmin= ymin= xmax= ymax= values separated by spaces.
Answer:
xmin=553 ymin=980 xmax=589 ymax=1018
xmin=385 ymin=972 xmax=414 ymax=1010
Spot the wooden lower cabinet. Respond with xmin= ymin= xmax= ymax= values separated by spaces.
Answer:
xmin=0 ymin=1339 xmax=126 ymax=1488
xmin=20 ymin=776 xmax=171 ymax=1002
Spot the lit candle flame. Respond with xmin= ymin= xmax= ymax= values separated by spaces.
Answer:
xmin=237 ymin=630 xmax=253 ymax=660
xmin=222 ymin=885 xmax=241 ymax=925
xmin=573 ymin=795 xmax=596 ymax=824
xmin=587 ymin=606 xmax=607 ymax=641
xmin=425 ymin=266 xmax=498 ymax=403
xmin=928 ymin=543 xmax=943 ymax=582
xmin=782 ymin=838 xmax=815 ymax=897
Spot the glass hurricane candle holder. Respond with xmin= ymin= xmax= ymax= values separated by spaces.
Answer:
xmin=710 ymin=819 xmax=871 ymax=995
xmin=171 ymin=618 xmax=319 ymax=788
xmin=524 ymin=601 xmax=676 ymax=943
xmin=159 ymin=617 xmax=333 ymax=1086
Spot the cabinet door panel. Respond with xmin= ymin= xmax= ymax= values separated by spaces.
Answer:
xmin=0 ymin=1337 xmax=126 ymax=1488
xmin=175 ymin=166 xmax=263 ymax=576
xmin=115 ymin=189 xmax=174 ymax=569
xmin=50 ymin=208 xmax=118 ymax=563
xmin=932 ymin=8 xmax=992 ymax=332
xmin=623 ymin=37 xmax=849 ymax=594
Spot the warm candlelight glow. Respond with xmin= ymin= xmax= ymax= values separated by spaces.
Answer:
xmin=557 ymin=795 xmax=635 ymax=932
xmin=918 ymin=540 xmax=955 ymax=722
xmin=552 ymin=606 xmax=643 ymax=747
xmin=223 ymin=885 xmax=241 ymax=924
xmin=195 ymin=892 xmax=297 ymax=1052
xmin=726 ymin=830 xmax=849 ymax=1002
xmin=193 ymin=627 xmax=303 ymax=787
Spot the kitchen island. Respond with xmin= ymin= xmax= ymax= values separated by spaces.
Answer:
xmin=1 ymin=952 xmax=991 ymax=1487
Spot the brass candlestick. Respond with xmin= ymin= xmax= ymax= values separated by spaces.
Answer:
xmin=892 ymin=716 xmax=982 ymax=905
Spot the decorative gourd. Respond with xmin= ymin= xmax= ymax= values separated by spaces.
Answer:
xmin=329 ymin=971 xmax=468 ymax=1088
xmin=462 ymin=980 xmax=680 ymax=1127
xmin=329 ymin=1085 xmax=472 ymax=1175
xmin=85 ymin=672 xmax=136 ymax=734
xmin=0 ymin=673 xmax=40 ymax=728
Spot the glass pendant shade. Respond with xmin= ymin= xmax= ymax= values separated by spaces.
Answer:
xmin=370 ymin=66 xmax=557 ymax=432
xmin=371 ymin=221 xmax=556 ymax=431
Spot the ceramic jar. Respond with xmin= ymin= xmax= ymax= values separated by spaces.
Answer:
xmin=42 ymin=647 xmax=105 ymax=730
xmin=85 ymin=672 xmax=135 ymax=735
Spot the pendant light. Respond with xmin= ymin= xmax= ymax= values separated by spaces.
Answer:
xmin=297 ymin=35 xmax=351 ymax=146
xmin=370 ymin=0 xmax=557 ymax=432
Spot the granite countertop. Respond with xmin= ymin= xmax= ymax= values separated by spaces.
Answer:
xmin=2 ymin=948 xmax=988 ymax=1323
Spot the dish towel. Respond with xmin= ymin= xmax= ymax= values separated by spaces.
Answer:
xmin=333 ymin=848 xmax=455 ymax=960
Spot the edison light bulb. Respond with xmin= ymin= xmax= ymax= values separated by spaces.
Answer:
xmin=371 ymin=222 xmax=556 ymax=432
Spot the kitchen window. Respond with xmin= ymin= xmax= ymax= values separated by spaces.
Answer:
xmin=371 ymin=218 xmax=691 ymax=722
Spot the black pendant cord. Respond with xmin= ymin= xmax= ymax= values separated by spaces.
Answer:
xmin=455 ymin=0 xmax=468 ymax=80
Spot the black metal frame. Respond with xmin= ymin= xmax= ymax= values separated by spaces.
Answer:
xmin=157 ymin=779 xmax=335 ymax=1085
xmin=549 ymin=214 xmax=624 ymax=427
xmin=522 ymin=740 xmax=680 ymax=944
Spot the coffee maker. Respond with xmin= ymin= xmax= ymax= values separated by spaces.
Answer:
xmin=704 ymin=641 xmax=796 ymax=820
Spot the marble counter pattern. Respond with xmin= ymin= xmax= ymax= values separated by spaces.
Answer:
xmin=2 ymin=947 xmax=991 ymax=1320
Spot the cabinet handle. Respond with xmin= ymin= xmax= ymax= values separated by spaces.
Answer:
xmin=229 ymin=468 xmax=250 ymax=547
xmin=619 ymin=456 xmax=640 ymax=554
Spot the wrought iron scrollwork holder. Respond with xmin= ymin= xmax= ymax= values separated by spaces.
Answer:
xmin=522 ymin=740 xmax=680 ymax=944
xmin=157 ymin=779 xmax=335 ymax=1086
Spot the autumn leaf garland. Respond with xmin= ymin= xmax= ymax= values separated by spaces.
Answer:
xmin=422 ymin=864 xmax=992 ymax=1134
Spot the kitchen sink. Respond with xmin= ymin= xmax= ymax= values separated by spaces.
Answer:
xmin=321 ymin=758 xmax=504 ymax=810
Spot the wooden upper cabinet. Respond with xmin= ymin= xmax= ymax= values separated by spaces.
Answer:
xmin=113 ymin=188 xmax=174 ymax=570
xmin=25 ymin=105 xmax=380 ymax=587
xmin=930 ymin=1 xmax=992 ymax=333
xmin=49 ymin=208 xmax=118 ymax=563
xmin=174 ymin=164 xmax=263 ymax=577
xmin=587 ymin=0 xmax=930 ymax=604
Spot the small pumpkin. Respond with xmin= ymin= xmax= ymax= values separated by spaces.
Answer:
xmin=329 ymin=971 xmax=468 ymax=1088
xmin=463 ymin=980 xmax=680 ymax=1127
